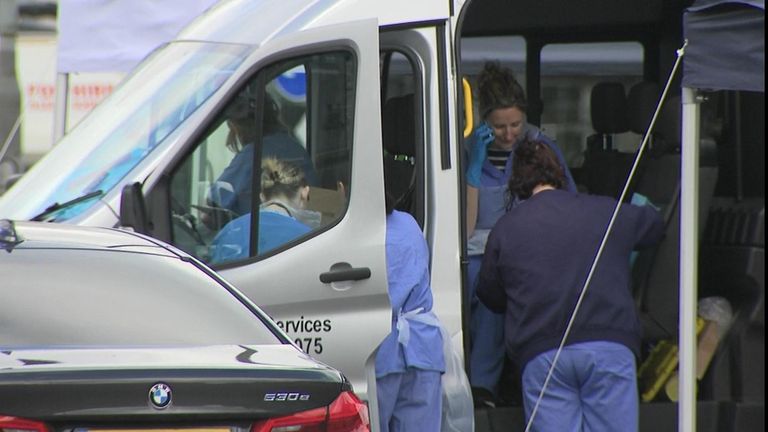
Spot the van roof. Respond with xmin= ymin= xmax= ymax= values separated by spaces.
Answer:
xmin=178 ymin=0 xmax=451 ymax=45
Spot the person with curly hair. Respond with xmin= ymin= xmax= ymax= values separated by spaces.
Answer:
xmin=477 ymin=139 xmax=663 ymax=431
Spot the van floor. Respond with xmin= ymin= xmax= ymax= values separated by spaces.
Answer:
xmin=474 ymin=401 xmax=763 ymax=432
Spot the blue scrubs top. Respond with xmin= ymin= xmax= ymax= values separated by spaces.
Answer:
xmin=375 ymin=210 xmax=445 ymax=377
xmin=209 ymin=210 xmax=311 ymax=263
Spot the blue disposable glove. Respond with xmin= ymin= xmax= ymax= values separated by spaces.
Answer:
xmin=466 ymin=122 xmax=494 ymax=187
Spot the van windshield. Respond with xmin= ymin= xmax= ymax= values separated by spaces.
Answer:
xmin=0 ymin=41 xmax=250 ymax=222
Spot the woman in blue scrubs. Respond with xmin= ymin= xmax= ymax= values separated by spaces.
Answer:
xmin=376 ymin=191 xmax=445 ymax=432
xmin=209 ymin=157 xmax=316 ymax=263
xmin=465 ymin=62 xmax=576 ymax=407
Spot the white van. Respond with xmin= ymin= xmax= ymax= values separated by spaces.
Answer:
xmin=1 ymin=0 xmax=763 ymax=430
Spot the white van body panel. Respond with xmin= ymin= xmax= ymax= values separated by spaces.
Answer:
xmin=179 ymin=0 xmax=451 ymax=45
xmin=216 ymin=19 xmax=390 ymax=402
xmin=90 ymin=17 xmax=390 ymax=401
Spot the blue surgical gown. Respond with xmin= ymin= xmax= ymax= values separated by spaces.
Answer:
xmin=376 ymin=210 xmax=445 ymax=432
xmin=209 ymin=210 xmax=311 ymax=263
xmin=375 ymin=210 xmax=444 ymax=376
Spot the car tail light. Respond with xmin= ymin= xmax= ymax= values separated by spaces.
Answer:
xmin=251 ymin=390 xmax=370 ymax=432
xmin=325 ymin=391 xmax=370 ymax=431
xmin=0 ymin=416 xmax=50 ymax=432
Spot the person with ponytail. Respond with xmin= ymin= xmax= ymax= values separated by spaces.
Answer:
xmin=210 ymin=157 xmax=318 ymax=264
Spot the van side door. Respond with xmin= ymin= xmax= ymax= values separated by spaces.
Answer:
xmin=152 ymin=20 xmax=388 ymax=399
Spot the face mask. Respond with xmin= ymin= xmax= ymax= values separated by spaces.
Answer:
xmin=261 ymin=200 xmax=322 ymax=229
xmin=292 ymin=207 xmax=322 ymax=228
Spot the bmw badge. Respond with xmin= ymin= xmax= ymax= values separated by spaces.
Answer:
xmin=148 ymin=382 xmax=172 ymax=409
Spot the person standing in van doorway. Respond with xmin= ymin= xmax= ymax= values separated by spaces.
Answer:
xmin=375 ymin=191 xmax=445 ymax=432
xmin=477 ymin=139 xmax=663 ymax=431
xmin=464 ymin=61 xmax=575 ymax=407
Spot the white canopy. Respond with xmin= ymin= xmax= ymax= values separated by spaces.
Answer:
xmin=57 ymin=0 xmax=219 ymax=73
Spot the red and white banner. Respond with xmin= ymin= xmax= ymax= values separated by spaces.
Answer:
xmin=16 ymin=34 xmax=124 ymax=157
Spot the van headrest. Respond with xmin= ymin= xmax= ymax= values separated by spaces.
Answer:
xmin=382 ymin=94 xmax=416 ymax=156
xmin=591 ymin=82 xmax=628 ymax=134
xmin=627 ymin=81 xmax=660 ymax=134
xmin=656 ymin=94 xmax=681 ymax=146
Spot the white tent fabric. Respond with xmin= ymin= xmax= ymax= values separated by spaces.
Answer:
xmin=57 ymin=0 xmax=220 ymax=73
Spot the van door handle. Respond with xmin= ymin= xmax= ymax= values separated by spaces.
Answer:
xmin=319 ymin=262 xmax=372 ymax=283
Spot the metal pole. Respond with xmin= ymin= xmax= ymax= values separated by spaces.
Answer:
xmin=524 ymin=40 xmax=688 ymax=432
xmin=52 ymin=71 xmax=68 ymax=143
xmin=0 ymin=0 xmax=21 ymax=181
xmin=679 ymin=86 xmax=700 ymax=432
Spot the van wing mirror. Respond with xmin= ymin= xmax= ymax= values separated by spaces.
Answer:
xmin=119 ymin=182 xmax=149 ymax=234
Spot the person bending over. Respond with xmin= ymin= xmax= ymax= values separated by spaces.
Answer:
xmin=477 ymin=139 xmax=663 ymax=431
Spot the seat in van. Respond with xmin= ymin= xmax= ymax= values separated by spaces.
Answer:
xmin=382 ymin=93 xmax=417 ymax=214
xmin=697 ymin=90 xmax=764 ymax=402
xmin=631 ymin=95 xmax=719 ymax=343
xmin=581 ymin=81 xmax=633 ymax=198
xmin=699 ymin=198 xmax=764 ymax=402
xmin=627 ymin=80 xmax=682 ymax=157
xmin=587 ymin=81 xmax=629 ymax=152
xmin=627 ymin=81 xmax=659 ymax=137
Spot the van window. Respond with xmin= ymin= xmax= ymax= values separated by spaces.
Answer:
xmin=380 ymin=49 xmax=423 ymax=225
xmin=167 ymin=51 xmax=354 ymax=264
xmin=540 ymin=41 xmax=644 ymax=168
xmin=12 ymin=42 xmax=250 ymax=222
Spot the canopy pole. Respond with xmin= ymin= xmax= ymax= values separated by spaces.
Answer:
xmin=679 ymin=86 xmax=701 ymax=432
xmin=52 ymin=72 xmax=69 ymax=144
xmin=523 ymin=40 xmax=688 ymax=432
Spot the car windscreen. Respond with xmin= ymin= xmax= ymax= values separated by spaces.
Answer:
xmin=0 ymin=248 xmax=282 ymax=346
xmin=0 ymin=41 xmax=250 ymax=222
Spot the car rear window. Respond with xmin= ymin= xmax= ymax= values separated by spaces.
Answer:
xmin=0 ymin=248 xmax=282 ymax=346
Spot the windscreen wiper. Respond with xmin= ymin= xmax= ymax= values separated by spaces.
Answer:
xmin=31 ymin=190 xmax=103 ymax=221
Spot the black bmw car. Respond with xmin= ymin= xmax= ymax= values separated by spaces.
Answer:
xmin=0 ymin=220 xmax=369 ymax=431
